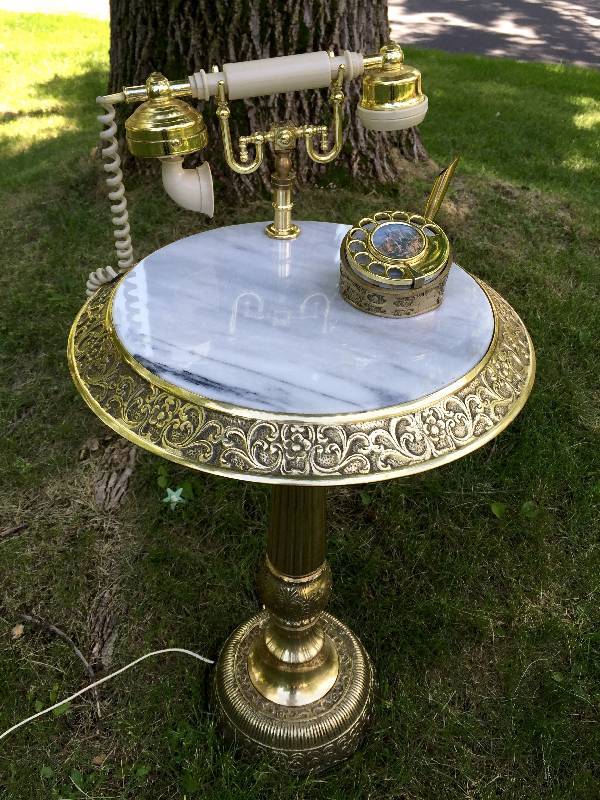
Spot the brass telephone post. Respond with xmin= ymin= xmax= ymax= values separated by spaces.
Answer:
xmin=216 ymin=65 xmax=346 ymax=239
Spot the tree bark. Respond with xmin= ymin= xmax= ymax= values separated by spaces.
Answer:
xmin=109 ymin=0 xmax=428 ymax=190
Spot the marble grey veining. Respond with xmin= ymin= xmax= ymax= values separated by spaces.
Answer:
xmin=112 ymin=221 xmax=494 ymax=415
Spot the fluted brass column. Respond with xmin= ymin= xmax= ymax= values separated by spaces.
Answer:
xmin=248 ymin=486 xmax=338 ymax=705
xmin=214 ymin=485 xmax=374 ymax=773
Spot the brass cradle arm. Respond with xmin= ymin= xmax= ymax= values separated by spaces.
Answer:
xmin=215 ymin=66 xmax=346 ymax=174
xmin=303 ymin=65 xmax=345 ymax=164
xmin=216 ymin=81 xmax=265 ymax=174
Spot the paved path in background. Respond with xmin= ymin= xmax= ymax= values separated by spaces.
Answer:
xmin=1 ymin=0 xmax=598 ymax=68
xmin=389 ymin=0 xmax=599 ymax=68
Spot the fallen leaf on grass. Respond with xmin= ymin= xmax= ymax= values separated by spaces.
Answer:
xmin=11 ymin=623 xmax=24 ymax=639
xmin=490 ymin=501 xmax=507 ymax=519
xmin=521 ymin=499 xmax=539 ymax=519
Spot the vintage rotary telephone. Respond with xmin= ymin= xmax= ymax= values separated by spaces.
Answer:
xmin=89 ymin=42 xmax=428 ymax=293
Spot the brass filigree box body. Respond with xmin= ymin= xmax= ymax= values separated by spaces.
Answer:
xmin=339 ymin=211 xmax=451 ymax=318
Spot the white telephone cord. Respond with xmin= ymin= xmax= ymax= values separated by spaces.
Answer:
xmin=0 ymin=648 xmax=214 ymax=744
xmin=86 ymin=98 xmax=134 ymax=297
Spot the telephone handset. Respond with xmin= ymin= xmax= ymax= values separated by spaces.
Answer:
xmin=89 ymin=43 xmax=428 ymax=293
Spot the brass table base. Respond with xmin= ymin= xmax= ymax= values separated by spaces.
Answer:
xmin=211 ymin=485 xmax=373 ymax=773
xmin=214 ymin=610 xmax=373 ymax=773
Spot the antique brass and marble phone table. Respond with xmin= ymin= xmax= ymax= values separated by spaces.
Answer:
xmin=68 ymin=221 xmax=535 ymax=772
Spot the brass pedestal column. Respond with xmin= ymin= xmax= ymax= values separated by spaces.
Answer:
xmin=265 ymin=148 xmax=300 ymax=241
xmin=214 ymin=486 xmax=374 ymax=773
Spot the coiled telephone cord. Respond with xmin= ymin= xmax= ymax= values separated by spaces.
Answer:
xmin=86 ymin=99 xmax=134 ymax=297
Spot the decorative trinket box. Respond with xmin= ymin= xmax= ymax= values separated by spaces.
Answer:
xmin=339 ymin=157 xmax=459 ymax=318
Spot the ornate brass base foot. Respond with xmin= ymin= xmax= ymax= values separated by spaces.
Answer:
xmin=265 ymin=221 xmax=300 ymax=240
xmin=214 ymin=610 xmax=373 ymax=773
xmin=212 ymin=485 xmax=373 ymax=773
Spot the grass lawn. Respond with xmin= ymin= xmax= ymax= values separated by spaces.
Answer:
xmin=1 ymin=10 xmax=599 ymax=800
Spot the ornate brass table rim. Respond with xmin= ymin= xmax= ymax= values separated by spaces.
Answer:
xmin=68 ymin=278 xmax=535 ymax=486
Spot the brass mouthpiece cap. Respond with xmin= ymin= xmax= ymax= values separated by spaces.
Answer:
xmin=125 ymin=72 xmax=208 ymax=158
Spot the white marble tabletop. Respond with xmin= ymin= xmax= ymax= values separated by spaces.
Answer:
xmin=112 ymin=221 xmax=494 ymax=416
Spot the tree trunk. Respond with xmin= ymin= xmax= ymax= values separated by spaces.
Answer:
xmin=109 ymin=0 xmax=427 ymax=190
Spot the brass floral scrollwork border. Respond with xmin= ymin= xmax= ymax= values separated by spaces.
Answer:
xmin=67 ymin=278 xmax=535 ymax=486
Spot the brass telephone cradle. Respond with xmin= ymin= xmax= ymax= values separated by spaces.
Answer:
xmin=92 ymin=41 xmax=429 ymax=276
xmin=216 ymin=65 xmax=346 ymax=239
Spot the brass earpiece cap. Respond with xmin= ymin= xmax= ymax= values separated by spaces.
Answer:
xmin=125 ymin=72 xmax=208 ymax=158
